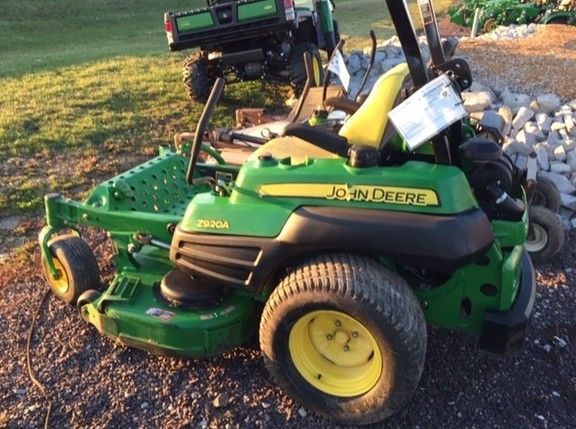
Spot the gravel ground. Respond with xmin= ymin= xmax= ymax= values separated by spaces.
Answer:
xmin=0 ymin=229 xmax=575 ymax=428
xmin=458 ymin=24 xmax=576 ymax=99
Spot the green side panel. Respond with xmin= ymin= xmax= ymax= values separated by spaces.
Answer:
xmin=416 ymin=242 xmax=523 ymax=333
xmin=181 ymin=157 xmax=479 ymax=237
xmin=176 ymin=12 xmax=215 ymax=33
xmin=238 ymin=0 xmax=277 ymax=22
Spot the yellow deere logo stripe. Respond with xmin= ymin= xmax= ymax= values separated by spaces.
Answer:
xmin=259 ymin=184 xmax=439 ymax=207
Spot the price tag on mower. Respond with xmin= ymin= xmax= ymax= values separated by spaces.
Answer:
xmin=388 ymin=74 xmax=467 ymax=151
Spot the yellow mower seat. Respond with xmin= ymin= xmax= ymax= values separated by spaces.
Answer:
xmin=338 ymin=63 xmax=410 ymax=149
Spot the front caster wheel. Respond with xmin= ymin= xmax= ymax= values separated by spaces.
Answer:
xmin=41 ymin=235 xmax=100 ymax=305
xmin=259 ymin=253 xmax=427 ymax=425
xmin=526 ymin=206 xmax=564 ymax=264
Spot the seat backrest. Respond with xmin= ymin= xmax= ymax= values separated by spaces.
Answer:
xmin=338 ymin=63 xmax=410 ymax=149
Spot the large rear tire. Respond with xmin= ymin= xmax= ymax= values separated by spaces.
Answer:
xmin=526 ymin=206 xmax=564 ymax=264
xmin=288 ymin=43 xmax=323 ymax=96
xmin=41 ymin=236 xmax=100 ymax=305
xmin=183 ymin=53 xmax=215 ymax=102
xmin=259 ymin=253 xmax=427 ymax=425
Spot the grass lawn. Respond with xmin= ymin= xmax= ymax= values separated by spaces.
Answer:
xmin=0 ymin=0 xmax=455 ymax=217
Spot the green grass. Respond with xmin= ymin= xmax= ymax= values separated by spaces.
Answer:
xmin=0 ymin=0 xmax=455 ymax=217
xmin=0 ymin=0 xmax=209 ymax=77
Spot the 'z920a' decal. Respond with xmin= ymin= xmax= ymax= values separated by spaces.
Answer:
xmin=259 ymin=184 xmax=440 ymax=207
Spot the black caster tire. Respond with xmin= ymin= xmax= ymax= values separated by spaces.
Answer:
xmin=533 ymin=176 xmax=561 ymax=213
xmin=526 ymin=206 xmax=564 ymax=264
xmin=42 ymin=235 xmax=100 ymax=305
xmin=259 ymin=253 xmax=426 ymax=425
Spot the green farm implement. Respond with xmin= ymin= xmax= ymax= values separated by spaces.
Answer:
xmin=40 ymin=0 xmax=536 ymax=424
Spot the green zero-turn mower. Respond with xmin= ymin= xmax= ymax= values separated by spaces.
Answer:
xmin=39 ymin=0 xmax=537 ymax=424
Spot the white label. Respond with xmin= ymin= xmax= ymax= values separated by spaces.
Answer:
xmin=388 ymin=74 xmax=467 ymax=151
xmin=327 ymin=49 xmax=350 ymax=92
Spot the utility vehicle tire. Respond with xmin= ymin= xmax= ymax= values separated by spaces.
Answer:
xmin=259 ymin=253 xmax=427 ymax=425
xmin=42 ymin=235 xmax=100 ymax=305
xmin=183 ymin=54 xmax=214 ymax=102
xmin=288 ymin=43 xmax=323 ymax=96
xmin=526 ymin=206 xmax=564 ymax=264
xmin=533 ymin=176 xmax=561 ymax=213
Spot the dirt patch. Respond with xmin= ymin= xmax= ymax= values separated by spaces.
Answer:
xmin=459 ymin=24 xmax=576 ymax=99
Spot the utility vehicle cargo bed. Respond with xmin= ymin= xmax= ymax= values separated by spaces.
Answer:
xmin=166 ymin=0 xmax=291 ymax=51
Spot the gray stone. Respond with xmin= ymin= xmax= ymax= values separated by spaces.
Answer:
xmin=572 ymin=218 xmax=576 ymax=229
xmin=503 ymin=141 xmax=532 ymax=156
xmin=567 ymin=150 xmax=576 ymax=171
xmin=550 ymin=121 xmax=566 ymax=132
xmin=560 ymin=193 xmax=576 ymax=210
xmin=535 ymin=144 xmax=549 ymax=171
xmin=498 ymin=105 xmax=513 ymax=136
xmin=462 ymin=91 xmax=492 ymax=113
xmin=557 ymin=105 xmax=572 ymax=116
xmin=501 ymin=90 xmax=531 ymax=114
xmin=524 ymin=121 xmax=545 ymax=141
xmin=564 ymin=114 xmax=575 ymax=135
xmin=512 ymin=106 xmax=534 ymax=132
xmin=347 ymin=54 xmax=362 ymax=74
xmin=550 ymin=162 xmax=571 ymax=174
xmin=536 ymin=93 xmax=561 ymax=115
xmin=564 ymin=139 xmax=576 ymax=152
xmin=547 ymin=130 xmax=561 ymax=145
xmin=516 ymin=129 xmax=536 ymax=146
xmin=536 ymin=113 xmax=552 ymax=134
xmin=469 ymin=82 xmax=496 ymax=102
xmin=559 ymin=128 xmax=571 ymax=142
xmin=569 ymin=98 xmax=576 ymax=111
xmin=553 ymin=145 xmax=567 ymax=162
xmin=539 ymin=171 xmax=576 ymax=194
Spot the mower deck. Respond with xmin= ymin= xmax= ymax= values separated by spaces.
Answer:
xmin=80 ymin=247 xmax=257 ymax=357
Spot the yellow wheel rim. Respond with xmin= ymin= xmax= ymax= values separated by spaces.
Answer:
xmin=288 ymin=310 xmax=383 ymax=397
xmin=48 ymin=258 xmax=70 ymax=296
xmin=312 ymin=57 xmax=322 ymax=87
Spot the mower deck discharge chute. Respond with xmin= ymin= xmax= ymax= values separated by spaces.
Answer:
xmin=40 ymin=0 xmax=537 ymax=424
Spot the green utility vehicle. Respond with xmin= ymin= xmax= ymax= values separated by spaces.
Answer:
xmin=41 ymin=0 xmax=536 ymax=424
xmin=164 ymin=0 xmax=338 ymax=101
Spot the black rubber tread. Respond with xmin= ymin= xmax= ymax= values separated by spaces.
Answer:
xmin=43 ymin=235 xmax=101 ymax=305
xmin=288 ymin=43 xmax=323 ymax=96
xmin=77 ymin=289 xmax=102 ymax=310
xmin=259 ymin=253 xmax=427 ymax=425
xmin=527 ymin=206 xmax=565 ymax=264
xmin=183 ymin=53 xmax=214 ymax=102
xmin=533 ymin=176 xmax=561 ymax=213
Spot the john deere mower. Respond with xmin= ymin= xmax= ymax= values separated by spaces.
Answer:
xmin=40 ymin=0 xmax=536 ymax=424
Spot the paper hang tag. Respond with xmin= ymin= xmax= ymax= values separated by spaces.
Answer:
xmin=387 ymin=74 xmax=467 ymax=151
xmin=327 ymin=49 xmax=351 ymax=92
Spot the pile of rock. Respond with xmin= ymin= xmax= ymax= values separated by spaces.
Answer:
xmin=475 ymin=23 xmax=539 ymax=41
xmin=462 ymin=86 xmax=576 ymax=229
xmin=342 ymin=24 xmax=538 ymax=97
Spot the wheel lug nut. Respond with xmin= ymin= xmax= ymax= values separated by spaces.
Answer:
xmin=343 ymin=345 xmax=350 ymax=352
xmin=326 ymin=334 xmax=333 ymax=341
xmin=351 ymin=331 xmax=358 ymax=338
xmin=335 ymin=320 xmax=341 ymax=327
